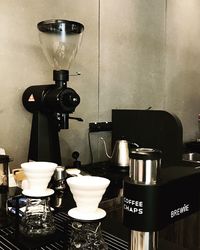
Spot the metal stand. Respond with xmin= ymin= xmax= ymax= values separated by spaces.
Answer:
xmin=124 ymin=148 xmax=161 ymax=250
xmin=130 ymin=231 xmax=158 ymax=250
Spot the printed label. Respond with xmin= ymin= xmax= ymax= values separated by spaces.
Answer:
xmin=123 ymin=197 xmax=143 ymax=215
xmin=171 ymin=204 xmax=189 ymax=218
xmin=28 ymin=94 xmax=35 ymax=102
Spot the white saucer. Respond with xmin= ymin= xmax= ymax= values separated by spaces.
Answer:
xmin=66 ymin=168 xmax=81 ymax=176
xmin=22 ymin=188 xmax=54 ymax=197
xmin=68 ymin=208 xmax=106 ymax=221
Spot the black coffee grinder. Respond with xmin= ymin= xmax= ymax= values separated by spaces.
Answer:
xmin=22 ymin=19 xmax=84 ymax=165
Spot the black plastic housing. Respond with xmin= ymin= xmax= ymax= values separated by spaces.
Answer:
xmin=89 ymin=122 xmax=112 ymax=132
xmin=123 ymin=166 xmax=200 ymax=232
xmin=112 ymin=109 xmax=183 ymax=167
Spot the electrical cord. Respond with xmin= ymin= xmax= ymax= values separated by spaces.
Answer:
xmin=88 ymin=131 xmax=94 ymax=165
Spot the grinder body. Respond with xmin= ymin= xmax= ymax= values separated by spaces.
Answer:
xmin=22 ymin=70 xmax=80 ymax=164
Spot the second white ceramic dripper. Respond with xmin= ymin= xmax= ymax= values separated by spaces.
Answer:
xmin=67 ymin=176 xmax=110 ymax=220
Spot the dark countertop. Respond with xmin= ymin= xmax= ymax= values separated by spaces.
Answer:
xmin=2 ymin=161 xmax=200 ymax=250
xmin=81 ymin=162 xmax=200 ymax=250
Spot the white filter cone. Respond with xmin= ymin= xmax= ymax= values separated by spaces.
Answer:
xmin=21 ymin=162 xmax=57 ymax=196
xmin=67 ymin=176 xmax=110 ymax=220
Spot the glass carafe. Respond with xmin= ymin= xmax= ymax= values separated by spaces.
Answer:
xmin=68 ymin=219 xmax=108 ymax=250
xmin=19 ymin=196 xmax=55 ymax=238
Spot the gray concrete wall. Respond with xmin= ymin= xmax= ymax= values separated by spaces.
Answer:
xmin=0 ymin=0 xmax=199 ymax=168
xmin=165 ymin=0 xmax=200 ymax=141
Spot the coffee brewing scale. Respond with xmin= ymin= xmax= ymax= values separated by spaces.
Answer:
xmin=22 ymin=19 xmax=84 ymax=165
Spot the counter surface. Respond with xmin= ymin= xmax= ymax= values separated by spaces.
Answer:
xmin=1 ymin=161 xmax=199 ymax=250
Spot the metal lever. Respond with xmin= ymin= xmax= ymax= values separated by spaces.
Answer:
xmin=69 ymin=117 xmax=83 ymax=122
xmin=69 ymin=72 xmax=81 ymax=76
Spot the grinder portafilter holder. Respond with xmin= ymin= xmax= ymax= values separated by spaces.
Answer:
xmin=124 ymin=148 xmax=162 ymax=250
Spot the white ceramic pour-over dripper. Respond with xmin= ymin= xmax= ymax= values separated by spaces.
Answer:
xmin=21 ymin=162 xmax=57 ymax=197
xmin=67 ymin=176 xmax=110 ymax=220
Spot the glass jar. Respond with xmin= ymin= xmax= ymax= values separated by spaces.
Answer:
xmin=0 ymin=155 xmax=10 ymax=191
xmin=19 ymin=196 xmax=55 ymax=238
xmin=68 ymin=220 xmax=108 ymax=250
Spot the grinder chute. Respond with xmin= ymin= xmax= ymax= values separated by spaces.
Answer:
xmin=22 ymin=19 xmax=84 ymax=164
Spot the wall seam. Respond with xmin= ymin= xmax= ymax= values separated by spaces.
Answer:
xmin=163 ymin=0 xmax=168 ymax=109
xmin=97 ymin=0 xmax=101 ymax=120
xmin=96 ymin=0 xmax=101 ymax=162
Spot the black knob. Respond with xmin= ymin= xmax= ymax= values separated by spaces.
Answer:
xmin=72 ymin=151 xmax=81 ymax=168
xmin=72 ymin=151 xmax=80 ymax=160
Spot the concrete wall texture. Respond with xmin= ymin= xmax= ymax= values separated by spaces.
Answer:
xmin=0 ymin=0 xmax=200 ymax=168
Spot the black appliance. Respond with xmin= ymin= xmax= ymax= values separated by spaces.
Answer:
xmin=111 ymin=109 xmax=200 ymax=249
xmin=22 ymin=19 xmax=84 ymax=165
xmin=112 ymin=109 xmax=183 ymax=166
